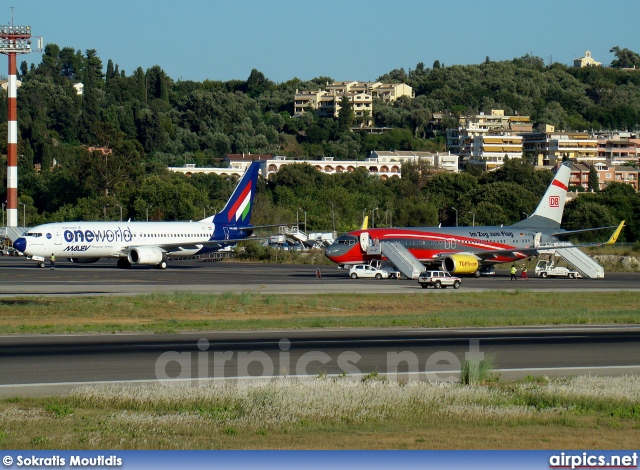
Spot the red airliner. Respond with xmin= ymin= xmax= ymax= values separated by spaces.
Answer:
xmin=325 ymin=161 xmax=621 ymax=277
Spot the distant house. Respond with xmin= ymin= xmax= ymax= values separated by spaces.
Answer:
xmin=573 ymin=50 xmax=601 ymax=68
xmin=223 ymin=153 xmax=271 ymax=170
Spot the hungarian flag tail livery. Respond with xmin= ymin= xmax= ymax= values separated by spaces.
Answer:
xmin=211 ymin=161 xmax=261 ymax=226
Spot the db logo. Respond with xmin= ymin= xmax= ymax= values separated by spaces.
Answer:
xmin=549 ymin=196 xmax=560 ymax=208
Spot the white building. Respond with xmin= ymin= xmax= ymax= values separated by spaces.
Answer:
xmin=169 ymin=151 xmax=458 ymax=180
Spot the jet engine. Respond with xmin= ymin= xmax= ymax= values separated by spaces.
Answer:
xmin=127 ymin=246 xmax=165 ymax=265
xmin=441 ymin=254 xmax=480 ymax=274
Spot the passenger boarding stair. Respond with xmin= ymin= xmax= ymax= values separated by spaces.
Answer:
xmin=367 ymin=242 xmax=425 ymax=279
xmin=540 ymin=242 xmax=604 ymax=279
xmin=281 ymin=226 xmax=335 ymax=249
xmin=1 ymin=226 xmax=27 ymax=243
xmin=280 ymin=226 xmax=310 ymax=246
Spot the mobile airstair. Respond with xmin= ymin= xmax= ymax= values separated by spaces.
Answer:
xmin=1 ymin=226 xmax=27 ymax=243
xmin=280 ymin=226 xmax=334 ymax=249
xmin=538 ymin=241 xmax=604 ymax=279
xmin=377 ymin=242 xmax=425 ymax=279
xmin=553 ymin=243 xmax=605 ymax=279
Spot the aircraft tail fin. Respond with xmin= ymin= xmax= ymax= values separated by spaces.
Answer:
xmin=361 ymin=215 xmax=369 ymax=230
xmin=512 ymin=161 xmax=572 ymax=230
xmin=200 ymin=161 xmax=261 ymax=225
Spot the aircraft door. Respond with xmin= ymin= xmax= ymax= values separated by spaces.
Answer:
xmin=54 ymin=229 xmax=62 ymax=245
xmin=533 ymin=232 xmax=542 ymax=248
xmin=359 ymin=232 xmax=370 ymax=252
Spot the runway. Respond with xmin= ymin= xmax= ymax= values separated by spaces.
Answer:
xmin=1 ymin=257 xmax=640 ymax=295
xmin=1 ymin=326 xmax=639 ymax=396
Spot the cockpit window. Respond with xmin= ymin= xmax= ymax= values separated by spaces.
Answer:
xmin=25 ymin=232 xmax=43 ymax=238
xmin=335 ymin=234 xmax=357 ymax=246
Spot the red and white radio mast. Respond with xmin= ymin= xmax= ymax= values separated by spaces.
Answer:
xmin=0 ymin=12 xmax=42 ymax=228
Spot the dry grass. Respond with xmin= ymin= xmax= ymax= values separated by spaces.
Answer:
xmin=0 ymin=291 xmax=638 ymax=334
xmin=1 ymin=376 xmax=639 ymax=449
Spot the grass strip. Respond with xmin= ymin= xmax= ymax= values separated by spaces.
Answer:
xmin=0 ymin=376 xmax=638 ymax=449
xmin=0 ymin=291 xmax=638 ymax=334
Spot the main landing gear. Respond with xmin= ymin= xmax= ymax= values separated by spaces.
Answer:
xmin=154 ymin=260 xmax=167 ymax=269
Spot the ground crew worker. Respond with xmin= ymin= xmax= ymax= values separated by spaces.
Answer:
xmin=316 ymin=267 xmax=322 ymax=279
xmin=50 ymin=253 xmax=56 ymax=270
xmin=521 ymin=264 xmax=529 ymax=280
xmin=510 ymin=264 xmax=517 ymax=281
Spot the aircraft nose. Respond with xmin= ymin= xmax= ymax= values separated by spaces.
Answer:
xmin=324 ymin=243 xmax=348 ymax=260
xmin=13 ymin=237 xmax=27 ymax=253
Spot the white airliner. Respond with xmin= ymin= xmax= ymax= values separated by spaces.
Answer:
xmin=14 ymin=161 xmax=263 ymax=269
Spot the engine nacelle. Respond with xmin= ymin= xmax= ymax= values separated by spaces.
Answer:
xmin=441 ymin=254 xmax=480 ymax=274
xmin=128 ymin=246 xmax=165 ymax=265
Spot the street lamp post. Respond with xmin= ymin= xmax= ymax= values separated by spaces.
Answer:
xmin=371 ymin=207 xmax=378 ymax=229
xmin=522 ymin=211 xmax=530 ymax=220
xmin=330 ymin=202 xmax=336 ymax=233
xmin=146 ymin=206 xmax=150 ymax=222
xmin=468 ymin=211 xmax=476 ymax=227
xmin=298 ymin=208 xmax=307 ymax=234
xmin=451 ymin=207 xmax=458 ymax=227
xmin=18 ymin=202 xmax=25 ymax=228
xmin=115 ymin=204 xmax=123 ymax=222
xmin=104 ymin=204 xmax=109 ymax=221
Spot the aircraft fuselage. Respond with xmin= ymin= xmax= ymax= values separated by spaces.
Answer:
xmin=15 ymin=221 xmax=248 ymax=259
xmin=325 ymin=226 xmax=560 ymax=266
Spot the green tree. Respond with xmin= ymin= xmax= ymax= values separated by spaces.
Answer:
xmin=609 ymin=46 xmax=640 ymax=69
xmin=588 ymin=164 xmax=599 ymax=192
xmin=337 ymin=96 xmax=355 ymax=131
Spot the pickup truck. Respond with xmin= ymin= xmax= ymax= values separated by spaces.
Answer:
xmin=534 ymin=259 xmax=581 ymax=279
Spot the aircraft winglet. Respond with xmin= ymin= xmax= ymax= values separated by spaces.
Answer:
xmin=604 ymin=220 xmax=625 ymax=245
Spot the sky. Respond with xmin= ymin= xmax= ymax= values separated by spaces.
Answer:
xmin=6 ymin=0 xmax=640 ymax=84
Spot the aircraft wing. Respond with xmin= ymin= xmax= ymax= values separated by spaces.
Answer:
xmin=549 ymin=224 xmax=620 ymax=238
xmin=433 ymin=221 xmax=625 ymax=262
xmin=548 ymin=221 xmax=625 ymax=244
xmin=119 ymin=236 xmax=266 ymax=255
xmin=235 ymin=223 xmax=294 ymax=231
xmin=433 ymin=248 xmax=540 ymax=262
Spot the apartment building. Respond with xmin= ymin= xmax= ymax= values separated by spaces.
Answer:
xmin=597 ymin=135 xmax=640 ymax=165
xmin=570 ymin=162 xmax=638 ymax=191
xmin=456 ymin=109 xmax=532 ymax=132
xmin=522 ymin=126 xmax=600 ymax=167
xmin=294 ymin=81 xmax=413 ymax=123
xmin=447 ymin=110 xmax=532 ymax=167
xmin=466 ymin=133 xmax=524 ymax=170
